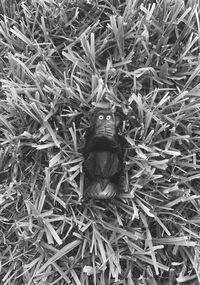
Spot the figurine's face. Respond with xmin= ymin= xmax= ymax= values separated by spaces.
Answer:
xmin=94 ymin=110 xmax=119 ymax=137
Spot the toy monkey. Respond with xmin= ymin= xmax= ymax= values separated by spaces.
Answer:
xmin=83 ymin=109 xmax=123 ymax=199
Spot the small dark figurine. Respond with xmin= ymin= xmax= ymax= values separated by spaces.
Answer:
xmin=83 ymin=109 xmax=123 ymax=199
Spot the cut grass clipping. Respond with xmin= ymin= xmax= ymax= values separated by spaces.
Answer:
xmin=0 ymin=0 xmax=200 ymax=284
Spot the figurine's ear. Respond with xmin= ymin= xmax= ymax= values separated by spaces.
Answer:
xmin=87 ymin=109 xmax=97 ymax=127
xmin=115 ymin=114 xmax=120 ymax=127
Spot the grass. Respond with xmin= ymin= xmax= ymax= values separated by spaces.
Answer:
xmin=0 ymin=0 xmax=200 ymax=284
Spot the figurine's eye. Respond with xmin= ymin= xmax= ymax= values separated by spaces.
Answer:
xmin=106 ymin=115 xmax=111 ymax=120
xmin=98 ymin=114 xmax=104 ymax=120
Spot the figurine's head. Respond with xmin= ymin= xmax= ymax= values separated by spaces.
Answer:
xmin=92 ymin=109 xmax=120 ymax=138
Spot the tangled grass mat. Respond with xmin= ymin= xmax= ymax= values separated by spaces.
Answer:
xmin=0 ymin=0 xmax=200 ymax=284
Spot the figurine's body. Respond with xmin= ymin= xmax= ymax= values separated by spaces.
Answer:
xmin=83 ymin=109 xmax=123 ymax=199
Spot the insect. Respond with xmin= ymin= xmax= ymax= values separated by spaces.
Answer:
xmin=83 ymin=109 xmax=123 ymax=199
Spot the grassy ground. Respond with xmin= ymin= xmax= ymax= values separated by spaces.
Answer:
xmin=0 ymin=0 xmax=200 ymax=284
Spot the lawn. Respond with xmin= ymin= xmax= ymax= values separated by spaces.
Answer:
xmin=0 ymin=0 xmax=200 ymax=284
